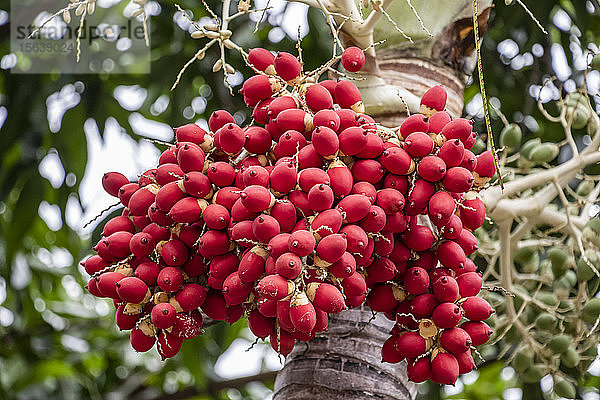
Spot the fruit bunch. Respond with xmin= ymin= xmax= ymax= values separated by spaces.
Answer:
xmin=82 ymin=45 xmax=494 ymax=383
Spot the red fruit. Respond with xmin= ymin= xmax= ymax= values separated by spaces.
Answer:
xmin=289 ymin=293 xmax=317 ymax=333
xmin=130 ymin=327 xmax=155 ymax=352
xmin=154 ymin=182 xmax=184 ymax=212
xmin=367 ymin=284 xmax=399 ymax=312
xmin=268 ymin=96 xmax=299 ymax=121
xmin=433 ymin=275 xmax=460 ymax=303
xmin=207 ymin=162 xmax=235 ymax=187
xmin=396 ymin=301 xmax=419 ymax=330
xmin=410 ymin=293 xmax=438 ymax=319
xmin=461 ymin=149 xmax=477 ymax=171
xmin=417 ymin=156 xmax=447 ymax=182
xmin=175 ymin=284 xmax=207 ymax=311
xmin=201 ymin=290 xmax=228 ymax=320
xmin=460 ymin=198 xmax=486 ymax=231
xmin=182 ymin=172 xmax=211 ymax=198
xmin=297 ymin=145 xmax=324 ymax=171
xmin=376 ymin=188 xmax=405 ymax=214
xmin=420 ymin=85 xmax=447 ymax=115
xmin=270 ymin=200 xmax=297 ymax=233
xmin=157 ymin=267 xmax=184 ymax=292
xmin=229 ymin=220 xmax=258 ymax=247
xmin=151 ymin=302 xmax=177 ymax=329
xmin=442 ymin=167 xmax=474 ymax=193
xmin=157 ymin=330 xmax=183 ymax=360
xmin=270 ymin=161 xmax=297 ymax=195
xmin=351 ymin=181 xmax=377 ymax=203
xmin=366 ymin=257 xmax=396 ymax=283
xmin=237 ymin=247 xmax=267 ymax=283
xmin=341 ymin=271 xmax=367 ymax=297
xmin=337 ymin=194 xmax=372 ymax=223
xmin=223 ymin=272 xmax=252 ymax=305
xmin=437 ymin=240 xmax=466 ymax=270
xmin=128 ymin=186 xmax=157 ymax=216
xmin=428 ymin=191 xmax=456 ymax=226
xmin=156 ymin=164 xmax=184 ymax=186
xmin=373 ymin=231 xmax=394 ymax=256
xmin=177 ymin=142 xmax=205 ymax=173
xmin=461 ymin=321 xmax=492 ymax=345
xmin=241 ymin=75 xmax=278 ymax=104
xmin=267 ymin=233 xmax=292 ymax=259
xmin=116 ymin=277 xmax=148 ymax=303
xmin=404 ymin=132 xmax=434 ymax=157
xmin=252 ymin=98 xmax=273 ymax=125
xmin=139 ymin=169 xmax=157 ymax=187
xmin=316 ymin=234 xmax=347 ymax=263
xmin=407 ymin=357 xmax=432 ymax=383
xmin=456 ymin=350 xmax=475 ymax=374
xmin=355 ymin=133 xmax=385 ymax=158
xmin=441 ymin=118 xmax=473 ymax=143
xmin=197 ymin=230 xmax=231 ymax=258
xmin=335 ymin=80 xmax=364 ymax=113
xmin=135 ymin=261 xmax=161 ymax=286
xmin=102 ymin=172 xmax=129 ymax=197
xmin=431 ymin=353 xmax=459 ymax=385
xmin=311 ymin=208 xmax=343 ymax=238
xmin=404 ymin=267 xmax=430 ymax=295
xmin=440 ymin=327 xmax=472 ymax=354
xmin=243 ymin=127 xmax=271 ymax=155
xmin=306 ymin=282 xmax=346 ymax=313
xmin=115 ymin=305 xmax=140 ymax=330
xmin=399 ymin=114 xmax=429 ymax=139
xmin=456 ymin=258 xmax=477 ymax=276
xmin=274 ymin=52 xmax=301 ymax=82
xmin=455 ymin=228 xmax=478 ymax=255
xmin=341 ymin=46 xmax=365 ymax=72
xmin=171 ymin=312 xmax=203 ymax=339
xmin=81 ymin=255 xmax=109 ymax=276
xmin=428 ymin=111 xmax=452 ymax=134
xmin=380 ymin=147 xmax=413 ymax=176
xmin=433 ymin=302 xmax=462 ymax=328
xmin=200 ymin=203 xmax=229 ymax=230
xmin=275 ymin=130 xmax=307 ymax=159
xmin=307 ymin=184 xmax=334 ymax=212
xmin=248 ymin=48 xmax=275 ymax=73
xmin=313 ymin=109 xmax=341 ymax=131
xmin=340 ymin=225 xmax=368 ymax=253
xmin=102 ymin=216 xmax=135 ymax=237
xmin=96 ymin=272 xmax=125 ymax=298
xmin=439 ymin=139 xmax=465 ymax=168
xmin=456 ymin=272 xmax=482 ymax=297
xmin=461 ymin=297 xmax=493 ymax=321
xmin=329 ymin=252 xmax=357 ymax=279
xmin=406 ymin=179 xmax=436 ymax=215
xmin=384 ymin=174 xmax=408 ymax=194
xmin=160 ymin=239 xmax=188 ymax=267
xmin=305 ymin=84 xmax=333 ymax=112
xmin=175 ymin=123 xmax=208 ymax=146
xmin=313 ymin=308 xmax=329 ymax=333
xmin=395 ymin=331 xmax=426 ymax=358
xmin=208 ymin=110 xmax=235 ymax=133
xmin=311 ymin=126 xmax=339 ymax=159
xmin=382 ymin=335 xmax=404 ymax=363
xmin=270 ymin=329 xmax=295 ymax=356
xmin=336 ymin=108 xmax=359 ymax=131
xmin=339 ymin=127 xmax=368 ymax=156
xmin=257 ymin=274 xmax=294 ymax=300
xmin=319 ymin=79 xmax=337 ymax=101
xmin=327 ymin=161 xmax=353 ymax=198
xmin=257 ymin=296 xmax=277 ymax=317
xmin=475 ymin=150 xmax=495 ymax=178
xmin=288 ymin=230 xmax=316 ymax=257
xmin=440 ymin=214 xmax=463 ymax=240
xmin=252 ymin=214 xmax=281 ymax=243
xmin=248 ymin=309 xmax=275 ymax=338
xmin=104 ymin=231 xmax=134 ymax=259
xmin=128 ymin=232 xmax=154 ymax=258
xmin=240 ymin=185 xmax=274 ymax=212
xmin=360 ymin=205 xmax=387 ymax=233
xmin=402 ymin=225 xmax=434 ymax=251
xmin=275 ymin=252 xmax=303 ymax=279
xmin=183 ymin=253 xmax=207 ymax=278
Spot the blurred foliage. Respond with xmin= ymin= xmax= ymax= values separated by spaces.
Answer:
xmin=0 ymin=0 xmax=599 ymax=399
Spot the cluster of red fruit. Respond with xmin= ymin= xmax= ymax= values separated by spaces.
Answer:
xmin=82 ymin=45 xmax=494 ymax=384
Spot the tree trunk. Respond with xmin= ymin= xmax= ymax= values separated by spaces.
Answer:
xmin=273 ymin=307 xmax=416 ymax=400
xmin=275 ymin=2 xmax=492 ymax=398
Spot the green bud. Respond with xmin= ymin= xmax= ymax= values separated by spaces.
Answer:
xmin=582 ymin=297 xmax=600 ymax=324
xmin=560 ymin=346 xmax=580 ymax=368
xmin=529 ymin=143 xmax=560 ymax=164
xmin=582 ymin=218 xmax=600 ymax=246
xmin=576 ymin=251 xmax=598 ymax=282
xmin=547 ymin=248 xmax=570 ymax=277
xmin=471 ymin=138 xmax=486 ymax=155
xmin=554 ymin=379 xmax=576 ymax=399
xmin=522 ymin=364 xmax=546 ymax=383
xmin=536 ymin=292 xmax=559 ymax=308
xmin=576 ymin=180 xmax=595 ymax=197
xmin=549 ymin=334 xmax=571 ymax=354
xmin=500 ymin=123 xmax=522 ymax=152
xmin=592 ymin=53 xmax=600 ymax=70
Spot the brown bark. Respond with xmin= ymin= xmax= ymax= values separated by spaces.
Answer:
xmin=273 ymin=307 xmax=416 ymax=400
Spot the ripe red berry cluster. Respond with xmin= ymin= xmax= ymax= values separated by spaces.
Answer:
xmin=82 ymin=46 xmax=495 ymax=381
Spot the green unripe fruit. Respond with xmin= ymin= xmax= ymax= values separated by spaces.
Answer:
xmin=549 ymin=334 xmax=571 ymax=354
xmin=522 ymin=364 xmax=545 ymax=383
xmin=521 ymin=138 xmax=541 ymax=160
xmin=583 ymin=218 xmax=600 ymax=246
xmin=591 ymin=53 xmax=600 ymax=70
xmin=512 ymin=347 xmax=534 ymax=372
xmin=576 ymin=180 xmax=594 ymax=196
xmin=500 ymin=123 xmax=522 ymax=152
xmin=576 ymin=251 xmax=598 ymax=282
xmin=485 ymin=292 xmax=506 ymax=313
xmin=535 ymin=312 xmax=557 ymax=332
xmin=548 ymin=248 xmax=570 ymax=278
xmin=582 ymin=298 xmax=600 ymax=324
xmin=554 ymin=379 xmax=576 ymax=399
xmin=504 ymin=323 xmax=522 ymax=344
xmin=471 ymin=138 xmax=486 ymax=155
xmin=536 ymin=292 xmax=559 ymax=308
xmin=563 ymin=270 xmax=577 ymax=287
xmin=529 ymin=143 xmax=559 ymax=164
xmin=560 ymin=346 xmax=580 ymax=368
